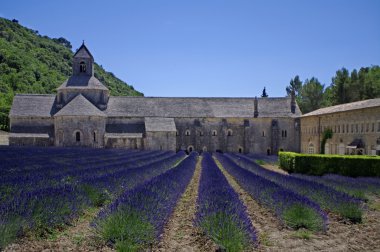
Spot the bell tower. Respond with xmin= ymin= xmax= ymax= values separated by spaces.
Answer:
xmin=72 ymin=41 xmax=94 ymax=76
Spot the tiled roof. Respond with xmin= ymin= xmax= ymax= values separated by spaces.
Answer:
xmin=145 ymin=117 xmax=176 ymax=132
xmin=10 ymin=95 xmax=301 ymax=119
xmin=302 ymin=98 xmax=380 ymax=117
xmin=73 ymin=43 xmax=94 ymax=60
xmin=54 ymin=94 xmax=106 ymax=117
xmin=9 ymin=94 xmax=57 ymax=117
xmin=105 ymin=97 xmax=301 ymax=118
xmin=57 ymin=76 xmax=108 ymax=90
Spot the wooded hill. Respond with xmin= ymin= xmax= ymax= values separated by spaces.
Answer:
xmin=0 ymin=17 xmax=143 ymax=130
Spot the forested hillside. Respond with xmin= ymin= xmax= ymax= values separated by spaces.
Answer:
xmin=0 ymin=17 xmax=143 ymax=130
xmin=286 ymin=66 xmax=380 ymax=114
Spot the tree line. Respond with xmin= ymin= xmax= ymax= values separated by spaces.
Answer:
xmin=286 ymin=65 xmax=380 ymax=114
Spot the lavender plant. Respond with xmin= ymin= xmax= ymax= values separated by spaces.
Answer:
xmin=230 ymin=153 xmax=364 ymax=222
xmin=215 ymin=153 xmax=328 ymax=232
xmin=196 ymin=153 xmax=257 ymax=251
xmin=93 ymin=152 xmax=198 ymax=251
xmin=291 ymin=173 xmax=380 ymax=200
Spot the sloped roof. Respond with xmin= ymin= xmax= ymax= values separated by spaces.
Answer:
xmin=145 ymin=117 xmax=176 ymax=132
xmin=57 ymin=76 xmax=108 ymax=90
xmin=73 ymin=43 xmax=94 ymax=60
xmin=54 ymin=94 xmax=106 ymax=117
xmin=9 ymin=94 xmax=57 ymax=117
xmin=302 ymin=98 xmax=380 ymax=117
xmin=106 ymin=97 xmax=301 ymax=118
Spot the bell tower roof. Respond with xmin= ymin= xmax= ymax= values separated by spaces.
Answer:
xmin=73 ymin=41 xmax=94 ymax=60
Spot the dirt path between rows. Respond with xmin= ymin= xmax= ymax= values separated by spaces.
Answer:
xmin=215 ymin=157 xmax=380 ymax=251
xmin=156 ymin=156 xmax=218 ymax=252
xmin=4 ymin=208 xmax=112 ymax=252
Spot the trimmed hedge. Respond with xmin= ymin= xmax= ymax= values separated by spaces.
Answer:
xmin=279 ymin=152 xmax=380 ymax=177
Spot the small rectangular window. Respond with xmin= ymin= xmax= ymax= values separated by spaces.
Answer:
xmin=378 ymin=122 xmax=380 ymax=132
xmin=356 ymin=124 xmax=358 ymax=133
xmin=372 ymin=123 xmax=375 ymax=132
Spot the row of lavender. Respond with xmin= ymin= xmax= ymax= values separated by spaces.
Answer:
xmin=93 ymin=152 xmax=198 ymax=251
xmin=0 ymin=149 xmax=176 ymax=204
xmin=196 ymin=153 xmax=257 ymax=250
xmin=226 ymin=153 xmax=366 ymax=223
xmin=0 ymin=147 xmax=185 ymax=250
xmin=215 ymin=153 xmax=328 ymax=231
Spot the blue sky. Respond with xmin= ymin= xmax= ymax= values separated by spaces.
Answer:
xmin=2 ymin=0 xmax=379 ymax=97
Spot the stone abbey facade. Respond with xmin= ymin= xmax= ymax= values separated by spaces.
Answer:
xmin=9 ymin=44 xmax=380 ymax=155
xmin=9 ymin=44 xmax=302 ymax=154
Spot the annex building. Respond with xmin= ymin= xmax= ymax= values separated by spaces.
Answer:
xmin=8 ymin=44 xmax=380 ymax=155
xmin=300 ymin=99 xmax=380 ymax=156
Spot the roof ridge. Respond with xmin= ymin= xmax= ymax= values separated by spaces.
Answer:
xmin=109 ymin=96 xmax=290 ymax=99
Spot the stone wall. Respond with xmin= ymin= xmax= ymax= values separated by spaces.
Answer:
xmin=145 ymin=131 xmax=176 ymax=151
xmin=10 ymin=117 xmax=54 ymax=136
xmin=174 ymin=117 xmax=299 ymax=154
xmin=54 ymin=115 xmax=106 ymax=147
xmin=300 ymin=107 xmax=380 ymax=155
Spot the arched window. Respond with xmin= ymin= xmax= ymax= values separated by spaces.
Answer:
xmin=76 ymin=131 xmax=81 ymax=142
xmin=185 ymin=130 xmax=190 ymax=136
xmin=238 ymin=147 xmax=243 ymax=153
xmin=79 ymin=61 xmax=86 ymax=73
xmin=262 ymin=131 xmax=266 ymax=137
xmin=227 ymin=129 xmax=233 ymax=136
xmin=212 ymin=130 xmax=217 ymax=136
xmin=93 ymin=131 xmax=96 ymax=142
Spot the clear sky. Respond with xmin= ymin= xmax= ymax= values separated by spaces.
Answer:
xmin=1 ymin=0 xmax=379 ymax=97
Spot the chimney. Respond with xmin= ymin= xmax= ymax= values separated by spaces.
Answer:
xmin=254 ymin=96 xmax=259 ymax=118
xmin=291 ymin=90 xmax=296 ymax=114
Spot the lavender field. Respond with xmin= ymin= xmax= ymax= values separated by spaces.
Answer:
xmin=1 ymin=147 xmax=379 ymax=251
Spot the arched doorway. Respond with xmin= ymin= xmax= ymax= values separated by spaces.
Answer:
xmin=267 ymin=148 xmax=271 ymax=155
xmin=338 ymin=143 xmax=345 ymax=155
xmin=187 ymin=145 xmax=194 ymax=153
xmin=324 ymin=142 xmax=330 ymax=154
xmin=76 ymin=132 xmax=80 ymax=142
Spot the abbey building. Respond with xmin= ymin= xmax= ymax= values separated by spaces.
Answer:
xmin=8 ymin=44 xmax=380 ymax=155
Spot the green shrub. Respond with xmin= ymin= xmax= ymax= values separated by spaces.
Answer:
xmin=282 ymin=204 xmax=325 ymax=231
xmin=279 ymin=152 xmax=380 ymax=177
xmin=200 ymin=212 xmax=250 ymax=252
xmin=95 ymin=210 xmax=155 ymax=252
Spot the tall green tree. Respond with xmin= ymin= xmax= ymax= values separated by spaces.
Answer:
xmin=286 ymin=75 xmax=302 ymax=97
xmin=331 ymin=68 xmax=350 ymax=105
xmin=299 ymin=77 xmax=325 ymax=113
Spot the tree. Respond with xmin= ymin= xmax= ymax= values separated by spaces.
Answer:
xmin=298 ymin=77 xmax=325 ymax=113
xmin=286 ymin=75 xmax=302 ymax=97
xmin=261 ymin=87 xmax=268 ymax=97
xmin=330 ymin=68 xmax=350 ymax=105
